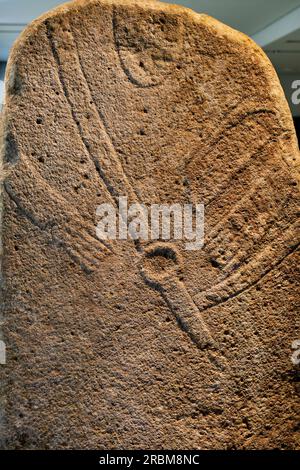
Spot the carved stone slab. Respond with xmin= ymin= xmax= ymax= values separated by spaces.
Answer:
xmin=0 ymin=0 xmax=299 ymax=449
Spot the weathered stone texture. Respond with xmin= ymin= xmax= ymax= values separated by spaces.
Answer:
xmin=0 ymin=0 xmax=299 ymax=449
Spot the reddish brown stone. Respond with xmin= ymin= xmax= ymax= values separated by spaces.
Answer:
xmin=0 ymin=0 xmax=299 ymax=449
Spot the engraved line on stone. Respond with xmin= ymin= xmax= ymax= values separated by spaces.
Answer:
xmin=46 ymin=21 xmax=121 ymax=208
xmin=71 ymin=27 xmax=140 ymax=206
xmin=140 ymin=244 xmax=215 ymax=351
xmin=186 ymin=108 xmax=284 ymax=192
xmin=207 ymin=210 xmax=299 ymax=279
xmin=5 ymin=148 xmax=113 ymax=264
xmin=25 ymin=153 xmax=113 ymax=251
xmin=185 ymin=125 xmax=285 ymax=216
xmin=6 ymin=183 xmax=109 ymax=269
xmin=206 ymin=194 xmax=298 ymax=268
xmin=47 ymin=18 xmax=214 ymax=351
xmin=204 ymin=214 xmax=299 ymax=295
xmin=204 ymin=177 xmax=266 ymax=249
xmin=200 ymin=109 xmax=278 ymax=160
xmin=189 ymin=106 xmax=292 ymax=178
xmin=204 ymin=168 xmax=296 ymax=265
xmin=5 ymin=183 xmax=55 ymax=231
xmin=189 ymin=110 xmax=281 ymax=186
xmin=161 ymin=283 xmax=215 ymax=350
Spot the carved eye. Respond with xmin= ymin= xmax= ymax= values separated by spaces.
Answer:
xmin=112 ymin=9 xmax=183 ymax=88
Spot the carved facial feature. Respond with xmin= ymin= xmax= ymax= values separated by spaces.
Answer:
xmin=112 ymin=7 xmax=183 ymax=88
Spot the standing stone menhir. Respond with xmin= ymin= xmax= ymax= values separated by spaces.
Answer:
xmin=0 ymin=0 xmax=299 ymax=450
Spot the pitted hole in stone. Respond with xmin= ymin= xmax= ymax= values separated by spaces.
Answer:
xmin=4 ymin=131 xmax=19 ymax=164
xmin=143 ymin=244 xmax=180 ymax=283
